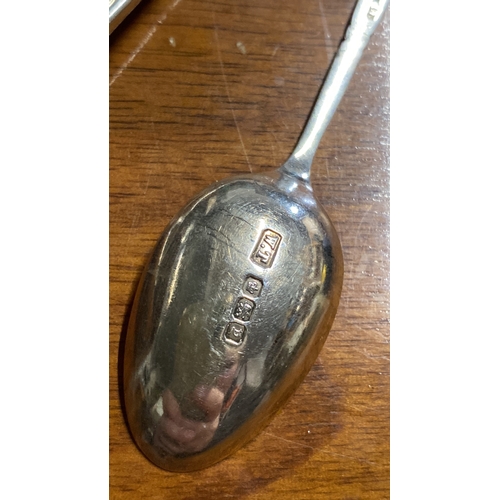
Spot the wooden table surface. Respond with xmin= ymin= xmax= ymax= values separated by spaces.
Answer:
xmin=110 ymin=0 xmax=389 ymax=498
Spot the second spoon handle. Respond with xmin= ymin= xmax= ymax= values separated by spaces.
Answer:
xmin=281 ymin=0 xmax=389 ymax=183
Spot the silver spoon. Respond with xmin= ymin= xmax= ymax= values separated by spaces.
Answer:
xmin=124 ymin=0 xmax=389 ymax=472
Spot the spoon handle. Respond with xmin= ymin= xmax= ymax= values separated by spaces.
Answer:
xmin=280 ymin=0 xmax=389 ymax=182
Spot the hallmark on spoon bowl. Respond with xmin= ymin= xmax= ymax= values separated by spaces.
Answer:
xmin=233 ymin=298 xmax=256 ymax=322
xmin=251 ymin=228 xmax=282 ymax=268
xmin=243 ymin=276 xmax=263 ymax=297
xmin=224 ymin=275 xmax=263 ymax=346
xmin=224 ymin=322 xmax=246 ymax=345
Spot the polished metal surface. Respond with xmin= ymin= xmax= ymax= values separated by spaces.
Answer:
xmin=125 ymin=173 xmax=343 ymax=471
xmin=282 ymin=0 xmax=389 ymax=181
xmin=124 ymin=0 xmax=389 ymax=471
xmin=109 ymin=0 xmax=143 ymax=34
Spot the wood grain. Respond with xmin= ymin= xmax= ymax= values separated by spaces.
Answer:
xmin=110 ymin=0 xmax=389 ymax=498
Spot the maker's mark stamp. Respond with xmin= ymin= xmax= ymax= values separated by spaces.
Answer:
xmin=251 ymin=229 xmax=282 ymax=268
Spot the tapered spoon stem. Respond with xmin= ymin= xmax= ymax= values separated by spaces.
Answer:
xmin=280 ymin=0 xmax=389 ymax=183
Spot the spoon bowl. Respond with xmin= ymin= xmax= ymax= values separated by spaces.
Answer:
xmin=124 ymin=170 xmax=342 ymax=471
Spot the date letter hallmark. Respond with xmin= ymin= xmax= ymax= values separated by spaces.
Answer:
xmin=224 ymin=322 xmax=246 ymax=346
xmin=251 ymin=229 xmax=282 ymax=268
